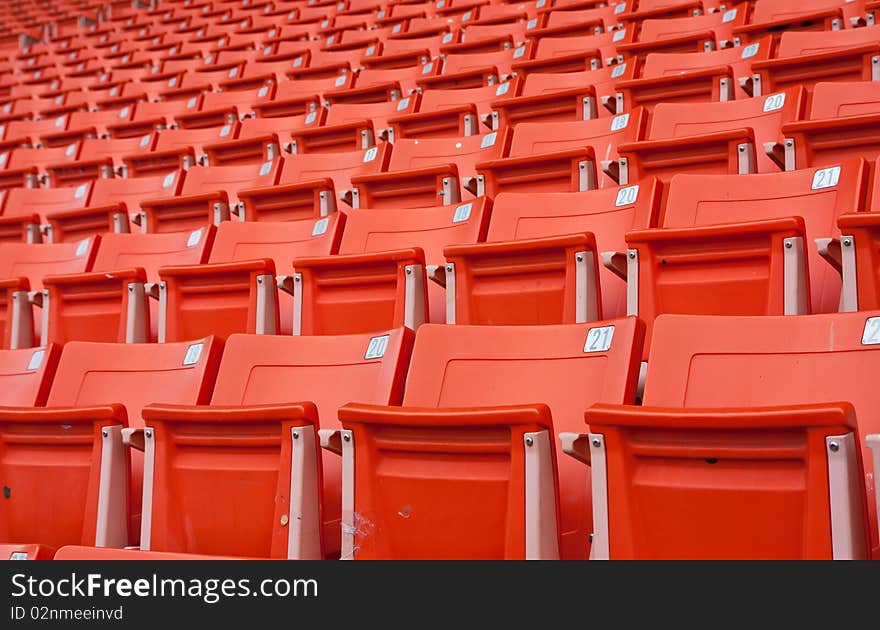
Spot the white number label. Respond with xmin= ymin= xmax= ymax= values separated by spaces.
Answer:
xmin=741 ymin=43 xmax=760 ymax=59
xmin=722 ymin=9 xmax=738 ymax=22
xmin=183 ymin=343 xmax=203 ymax=366
xmin=611 ymin=63 xmax=627 ymax=79
xmin=363 ymin=147 xmax=378 ymax=163
xmin=584 ymin=326 xmax=615 ymax=353
xmin=27 ymin=349 xmax=45 ymax=371
xmin=259 ymin=161 xmax=272 ymax=176
xmin=811 ymin=166 xmax=841 ymax=190
xmin=496 ymin=82 xmax=510 ymax=96
xmin=163 ymin=172 xmax=176 ymax=188
xmin=481 ymin=132 xmax=497 ymax=148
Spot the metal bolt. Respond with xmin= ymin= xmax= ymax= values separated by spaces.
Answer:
xmin=292 ymin=431 xmax=299 ymax=439
xmin=405 ymin=267 xmax=412 ymax=275
xmin=145 ymin=430 xmax=153 ymax=438
xmin=576 ymin=254 xmax=584 ymax=262
xmin=591 ymin=438 xmax=601 ymax=447
xmin=829 ymin=441 xmax=839 ymax=452
xmin=343 ymin=433 xmax=351 ymax=442
xmin=579 ymin=162 xmax=586 ymax=170
xmin=873 ymin=57 xmax=879 ymax=64
xmin=738 ymin=144 xmax=745 ymax=152
xmin=525 ymin=436 xmax=534 ymax=446
xmin=102 ymin=430 xmax=108 ymax=438
xmin=446 ymin=264 xmax=453 ymax=272
xmin=785 ymin=241 xmax=793 ymax=249
xmin=12 ymin=294 xmax=17 ymax=301
xmin=628 ymin=251 xmax=636 ymax=259
xmin=843 ymin=238 xmax=852 ymax=247
xmin=785 ymin=139 xmax=793 ymax=147
xmin=128 ymin=285 xmax=134 ymax=292
xmin=294 ymin=276 xmax=301 ymax=282
xmin=257 ymin=276 xmax=263 ymax=285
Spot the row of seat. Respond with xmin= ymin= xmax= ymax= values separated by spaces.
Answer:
xmin=2 ymin=310 xmax=879 ymax=559
xmin=7 ymin=162 xmax=880 ymax=354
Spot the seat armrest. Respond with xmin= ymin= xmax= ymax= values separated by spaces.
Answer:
xmin=0 ymin=403 xmax=127 ymax=424
xmin=337 ymin=401 xmax=553 ymax=429
xmin=141 ymin=401 xmax=319 ymax=425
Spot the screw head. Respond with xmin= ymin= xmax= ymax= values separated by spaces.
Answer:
xmin=294 ymin=276 xmax=301 ymax=282
xmin=446 ymin=264 xmax=453 ymax=272
xmin=405 ymin=267 xmax=412 ymax=275
xmin=785 ymin=241 xmax=793 ymax=249
xmin=343 ymin=433 xmax=351 ymax=442
xmin=628 ymin=251 xmax=636 ymax=259
xmin=257 ymin=276 xmax=263 ymax=284
xmin=102 ymin=429 xmax=108 ymax=438
xmin=292 ymin=431 xmax=299 ymax=439
xmin=738 ymin=144 xmax=745 ymax=152
xmin=843 ymin=238 xmax=852 ymax=247
xmin=576 ymin=254 xmax=584 ymax=262
xmin=591 ymin=438 xmax=601 ymax=447
xmin=785 ymin=139 xmax=793 ymax=147
xmin=145 ymin=430 xmax=153 ymax=438
xmin=829 ymin=441 xmax=840 ymax=452
xmin=525 ymin=436 xmax=534 ymax=446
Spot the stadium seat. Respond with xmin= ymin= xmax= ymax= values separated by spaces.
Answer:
xmin=622 ymin=159 xmax=869 ymax=356
xmin=0 ymin=182 xmax=92 ymax=243
xmin=292 ymin=198 xmax=490 ymax=334
xmin=571 ymin=312 xmax=877 ymax=558
xmin=475 ymin=108 xmax=647 ymax=194
xmin=158 ymin=215 xmax=344 ymax=340
xmin=350 ymin=131 xmax=509 ymax=208
xmin=138 ymin=159 xmax=280 ymax=232
xmin=0 ymin=236 xmax=99 ymax=346
xmin=780 ymin=81 xmax=880 ymax=169
xmin=41 ymin=228 xmax=214 ymax=344
xmin=0 ymin=336 xmax=222 ymax=554
xmin=78 ymin=328 xmax=412 ymax=559
xmin=324 ymin=318 xmax=644 ymax=559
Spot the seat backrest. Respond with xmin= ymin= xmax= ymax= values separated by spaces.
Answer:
xmin=91 ymin=228 xmax=214 ymax=278
xmin=207 ymin=214 xmax=344 ymax=265
xmin=520 ymin=65 xmax=622 ymax=97
xmin=809 ymin=81 xmax=880 ymax=119
xmin=641 ymin=312 xmax=880 ymax=555
xmin=208 ymin=328 xmax=414 ymax=554
xmin=487 ymin=182 xmax=661 ymax=318
xmin=153 ymin=123 xmax=237 ymax=153
xmin=180 ymin=158 xmax=280 ymax=195
xmin=0 ymin=236 xmax=99 ymax=290
xmin=647 ymin=86 xmax=806 ymax=172
xmin=373 ymin=319 xmax=644 ymax=559
xmin=1 ymin=337 xmax=221 ymax=550
xmin=662 ymin=158 xmax=869 ymax=312
xmin=89 ymin=171 xmax=182 ymax=208
xmin=0 ymin=344 xmax=61 ymax=406
xmin=638 ymin=6 xmax=744 ymax=41
xmin=388 ymin=131 xmax=507 ymax=178
xmin=750 ymin=0 xmax=844 ymax=23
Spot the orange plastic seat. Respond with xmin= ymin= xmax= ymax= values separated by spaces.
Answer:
xmin=139 ymin=159 xmax=280 ymax=232
xmin=0 ymin=336 xmax=221 ymax=553
xmin=0 ymin=183 xmax=92 ymax=243
xmin=624 ymin=159 xmax=869 ymax=357
xmin=293 ymin=198 xmax=490 ymax=334
xmin=325 ymin=318 xmax=644 ymax=558
xmin=158 ymin=215 xmax=343 ymax=340
xmin=475 ymin=108 xmax=647 ymax=194
xmin=780 ymin=81 xmax=880 ymax=170
xmin=731 ymin=0 xmax=851 ymax=46
xmin=577 ymin=312 xmax=877 ymax=558
xmin=444 ymin=182 xmax=662 ymax=325
xmin=41 ymin=228 xmax=214 ymax=344
xmin=614 ymin=35 xmax=773 ymax=112
xmin=616 ymin=86 xmax=806 ymax=182
xmin=0 ymin=236 xmax=99 ymax=347
xmin=749 ymin=26 xmax=880 ymax=96
xmin=123 ymin=328 xmax=413 ymax=558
